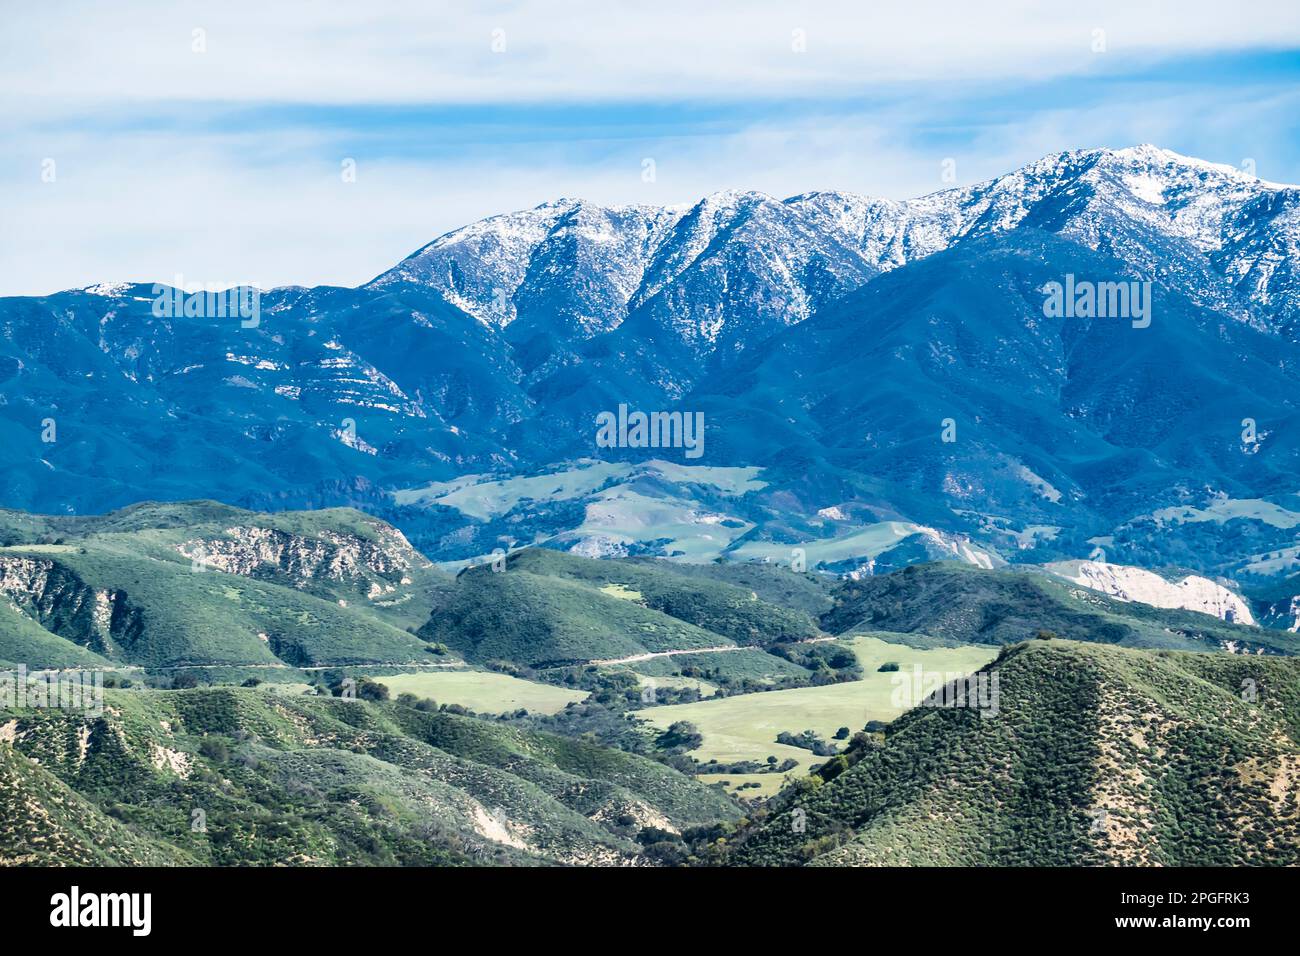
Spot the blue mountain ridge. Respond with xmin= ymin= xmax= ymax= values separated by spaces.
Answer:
xmin=2 ymin=145 xmax=1298 ymax=590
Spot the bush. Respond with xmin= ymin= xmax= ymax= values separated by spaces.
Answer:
xmin=656 ymin=721 xmax=703 ymax=752
xmin=775 ymin=730 xmax=837 ymax=756
xmin=198 ymin=738 xmax=229 ymax=762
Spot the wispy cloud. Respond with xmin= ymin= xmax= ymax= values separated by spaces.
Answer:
xmin=2 ymin=2 xmax=1298 ymax=294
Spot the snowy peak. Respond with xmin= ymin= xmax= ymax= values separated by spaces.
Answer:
xmin=1105 ymin=144 xmax=1285 ymax=190
xmin=364 ymin=144 xmax=1300 ymax=355
xmin=368 ymin=186 xmax=874 ymax=352
xmin=370 ymin=197 xmax=693 ymax=331
xmin=1081 ymin=145 xmax=1284 ymax=246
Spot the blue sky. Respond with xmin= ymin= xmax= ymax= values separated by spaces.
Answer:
xmin=2 ymin=1 xmax=1299 ymax=295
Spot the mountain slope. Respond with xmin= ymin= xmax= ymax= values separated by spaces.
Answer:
xmin=0 ymin=742 xmax=194 ymax=866
xmin=0 ymin=686 xmax=740 ymax=866
xmin=791 ymin=145 xmax=1299 ymax=328
xmin=687 ymin=226 xmax=1300 ymax=563
xmin=729 ymin=640 xmax=1300 ymax=866
xmin=820 ymin=562 xmax=1300 ymax=654
xmin=422 ymin=562 xmax=742 ymax=668
xmin=2 ymin=146 xmax=1299 ymax=578
xmin=501 ymin=548 xmax=820 ymax=645
xmin=0 ymin=502 xmax=448 ymax=670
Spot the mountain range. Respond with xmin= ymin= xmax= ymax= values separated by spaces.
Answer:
xmin=5 ymin=502 xmax=1296 ymax=678
xmin=3 ymin=144 xmax=1300 ymax=598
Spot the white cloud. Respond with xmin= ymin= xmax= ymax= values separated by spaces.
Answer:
xmin=6 ymin=92 xmax=1291 ymax=296
xmin=1 ymin=2 xmax=1298 ymax=294
xmin=2 ymin=0 xmax=1298 ymax=111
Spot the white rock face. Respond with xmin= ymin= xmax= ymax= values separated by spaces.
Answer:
xmin=911 ymin=525 xmax=997 ymax=569
xmin=174 ymin=522 xmax=431 ymax=606
xmin=1047 ymin=560 xmax=1255 ymax=625
xmin=0 ymin=555 xmax=136 ymax=651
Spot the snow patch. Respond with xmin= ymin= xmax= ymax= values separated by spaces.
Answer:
xmin=1124 ymin=173 xmax=1167 ymax=205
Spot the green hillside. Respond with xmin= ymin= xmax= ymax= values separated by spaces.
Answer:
xmin=5 ymin=504 xmax=1300 ymax=870
xmin=506 ymin=549 xmax=820 ymax=645
xmin=0 ymin=501 xmax=453 ymax=670
xmin=0 ymin=544 xmax=433 ymax=668
xmin=422 ymin=562 xmax=737 ymax=667
xmin=0 ymin=742 xmax=193 ymax=866
xmin=0 ymin=601 xmax=114 ymax=670
xmin=0 ymin=685 xmax=740 ymax=866
xmin=728 ymin=640 xmax=1300 ymax=866
xmin=822 ymin=562 xmax=1300 ymax=654
xmin=627 ymin=557 xmax=837 ymax=618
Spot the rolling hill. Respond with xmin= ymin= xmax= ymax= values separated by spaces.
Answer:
xmin=500 ymin=548 xmax=820 ymax=645
xmin=0 ymin=501 xmax=450 ymax=670
xmin=0 ymin=685 xmax=740 ymax=866
xmin=728 ymin=640 xmax=1300 ymax=866
xmin=5 ymin=508 xmax=1300 ymax=867
xmin=417 ymin=548 xmax=832 ymax=688
xmin=820 ymin=562 xmax=1300 ymax=654
xmin=422 ymin=564 xmax=734 ymax=668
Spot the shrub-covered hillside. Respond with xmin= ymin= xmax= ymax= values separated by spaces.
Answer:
xmin=0 ymin=686 xmax=740 ymax=866
xmin=821 ymin=562 xmax=1300 ymax=654
xmin=727 ymin=640 xmax=1300 ymax=866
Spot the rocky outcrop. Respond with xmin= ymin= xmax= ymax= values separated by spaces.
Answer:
xmin=1047 ymin=560 xmax=1256 ymax=625
xmin=176 ymin=523 xmax=427 ymax=596
xmin=0 ymin=555 xmax=143 ymax=655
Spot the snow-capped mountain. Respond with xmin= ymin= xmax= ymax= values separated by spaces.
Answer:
xmin=373 ymin=145 xmax=1300 ymax=344
xmin=3 ymin=145 xmax=1300 ymax=586
xmin=369 ymin=188 xmax=880 ymax=379
xmin=788 ymin=146 xmax=1299 ymax=329
xmin=369 ymin=199 xmax=686 ymax=334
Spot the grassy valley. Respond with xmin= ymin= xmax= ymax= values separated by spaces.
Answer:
xmin=3 ymin=503 xmax=1300 ymax=867
xmin=642 ymin=636 xmax=998 ymax=796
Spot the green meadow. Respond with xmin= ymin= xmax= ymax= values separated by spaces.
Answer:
xmin=642 ymin=636 xmax=999 ymax=795
xmin=376 ymin=670 xmax=588 ymax=715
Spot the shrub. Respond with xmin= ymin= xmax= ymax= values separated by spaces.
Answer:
xmin=198 ymin=738 xmax=229 ymax=762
